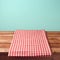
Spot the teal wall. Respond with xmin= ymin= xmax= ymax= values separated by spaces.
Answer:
xmin=0 ymin=0 xmax=60 ymax=31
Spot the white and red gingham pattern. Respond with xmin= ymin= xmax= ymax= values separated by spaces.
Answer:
xmin=8 ymin=30 xmax=52 ymax=56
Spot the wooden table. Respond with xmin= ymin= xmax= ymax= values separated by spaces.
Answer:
xmin=0 ymin=31 xmax=60 ymax=60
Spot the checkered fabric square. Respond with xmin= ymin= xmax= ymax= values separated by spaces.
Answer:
xmin=8 ymin=30 xmax=52 ymax=56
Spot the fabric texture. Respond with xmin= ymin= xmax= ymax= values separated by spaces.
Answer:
xmin=8 ymin=30 xmax=52 ymax=56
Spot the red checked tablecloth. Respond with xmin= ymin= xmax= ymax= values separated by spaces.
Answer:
xmin=8 ymin=30 xmax=52 ymax=56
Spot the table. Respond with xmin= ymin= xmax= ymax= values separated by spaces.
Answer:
xmin=0 ymin=31 xmax=60 ymax=60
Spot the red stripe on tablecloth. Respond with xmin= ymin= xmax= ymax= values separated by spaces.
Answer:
xmin=8 ymin=30 xmax=52 ymax=56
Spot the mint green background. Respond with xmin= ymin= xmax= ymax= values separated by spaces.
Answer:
xmin=0 ymin=0 xmax=60 ymax=31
